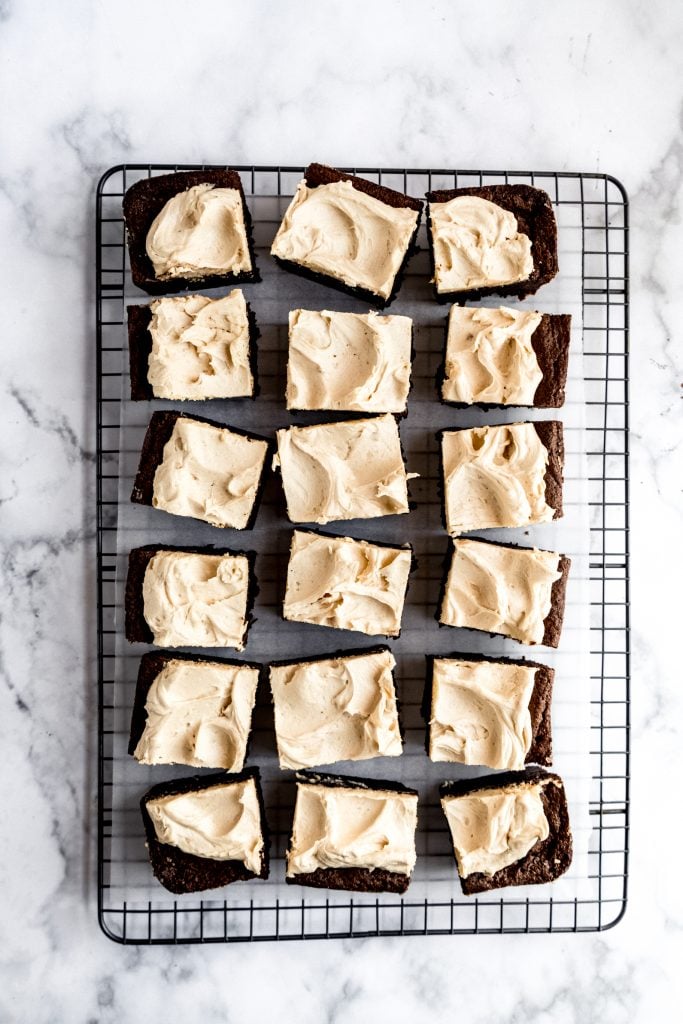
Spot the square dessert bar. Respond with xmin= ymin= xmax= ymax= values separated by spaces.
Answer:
xmin=129 ymin=651 xmax=261 ymax=771
xmin=283 ymin=530 xmax=413 ymax=638
xmin=286 ymin=308 xmax=413 ymax=414
xmin=426 ymin=184 xmax=558 ymax=302
xmin=131 ymin=411 xmax=271 ymax=530
xmin=125 ymin=545 xmax=256 ymax=650
xmin=275 ymin=413 xmax=415 ymax=525
xmin=271 ymin=163 xmax=423 ymax=307
xmin=123 ymin=169 xmax=259 ymax=294
xmin=269 ymin=647 xmax=402 ymax=770
xmin=141 ymin=768 xmax=269 ymax=894
xmin=440 ymin=421 xmax=564 ymax=535
xmin=286 ymin=772 xmax=418 ymax=894
xmin=424 ymin=654 xmax=553 ymax=771
xmin=127 ymin=290 xmax=258 ymax=401
xmin=440 ymin=767 xmax=572 ymax=894
xmin=439 ymin=537 xmax=570 ymax=648
xmin=440 ymin=306 xmax=571 ymax=408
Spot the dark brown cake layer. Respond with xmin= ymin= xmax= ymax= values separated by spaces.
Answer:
xmin=534 ymin=419 xmax=564 ymax=520
xmin=532 ymin=314 xmax=571 ymax=408
xmin=123 ymin=169 xmax=260 ymax=295
xmin=125 ymin=544 xmax=257 ymax=645
xmin=440 ymin=768 xmax=572 ymax=894
xmin=141 ymin=768 xmax=269 ymax=894
xmin=271 ymin=163 xmax=423 ymax=309
xmin=426 ymin=184 xmax=558 ymax=302
xmin=130 ymin=410 xmax=272 ymax=529
xmin=423 ymin=654 xmax=554 ymax=767
xmin=127 ymin=297 xmax=260 ymax=402
xmin=128 ymin=651 xmax=262 ymax=758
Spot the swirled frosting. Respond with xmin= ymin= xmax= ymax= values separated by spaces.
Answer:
xmin=442 ymin=306 xmax=543 ymax=405
xmin=274 ymin=414 xmax=415 ymax=524
xmin=146 ymin=184 xmax=252 ymax=280
xmin=442 ymin=422 xmax=554 ymax=535
xmin=133 ymin=659 xmax=259 ymax=770
xmin=286 ymin=782 xmax=418 ymax=877
xmin=142 ymin=550 xmax=251 ymax=649
xmin=430 ymin=195 xmax=533 ymax=293
xmin=441 ymin=782 xmax=549 ymax=877
xmin=270 ymin=180 xmax=419 ymax=300
xmin=283 ymin=531 xmax=412 ymax=637
xmin=146 ymin=777 xmax=264 ymax=871
xmin=429 ymin=658 xmax=536 ymax=770
xmin=440 ymin=538 xmax=562 ymax=645
xmin=269 ymin=649 xmax=402 ymax=770
xmin=152 ymin=417 xmax=268 ymax=529
xmin=286 ymin=309 xmax=412 ymax=413
xmin=147 ymin=291 xmax=253 ymax=400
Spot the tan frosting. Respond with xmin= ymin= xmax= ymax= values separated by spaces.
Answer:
xmin=133 ymin=659 xmax=259 ymax=770
xmin=286 ymin=309 xmax=412 ymax=413
xmin=274 ymin=414 xmax=415 ymax=524
xmin=430 ymin=195 xmax=533 ymax=293
xmin=142 ymin=551 xmax=250 ymax=649
xmin=145 ymin=184 xmax=252 ymax=280
xmin=269 ymin=649 xmax=402 ymax=770
xmin=271 ymin=180 xmax=418 ymax=300
xmin=442 ymin=422 xmax=554 ymax=535
xmin=283 ymin=531 xmax=412 ymax=637
xmin=441 ymin=782 xmax=549 ymax=877
xmin=287 ymin=783 xmax=418 ymax=877
xmin=152 ymin=418 xmax=268 ymax=529
xmin=442 ymin=306 xmax=543 ymax=405
xmin=146 ymin=777 xmax=263 ymax=872
xmin=429 ymin=658 xmax=536 ymax=770
xmin=147 ymin=291 xmax=253 ymax=400
xmin=440 ymin=538 xmax=562 ymax=645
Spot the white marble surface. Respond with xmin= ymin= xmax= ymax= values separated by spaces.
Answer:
xmin=1 ymin=0 xmax=681 ymax=1019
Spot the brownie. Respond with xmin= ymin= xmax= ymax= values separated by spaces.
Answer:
xmin=440 ymin=767 xmax=572 ymax=894
xmin=271 ymin=163 xmax=423 ymax=308
xmin=130 ymin=409 xmax=272 ymax=528
xmin=140 ymin=768 xmax=269 ymax=894
xmin=286 ymin=771 xmax=418 ymax=895
xmin=423 ymin=653 xmax=554 ymax=766
xmin=127 ymin=298 xmax=260 ymax=401
xmin=125 ymin=543 xmax=258 ymax=645
xmin=426 ymin=184 xmax=558 ymax=302
xmin=122 ymin=169 xmax=259 ymax=294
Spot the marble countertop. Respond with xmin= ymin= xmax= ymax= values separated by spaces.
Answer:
xmin=1 ymin=0 xmax=681 ymax=1020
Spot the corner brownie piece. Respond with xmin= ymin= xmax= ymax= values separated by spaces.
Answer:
xmin=127 ymin=291 xmax=259 ymax=401
xmin=141 ymin=768 xmax=269 ymax=894
xmin=286 ymin=772 xmax=418 ymax=893
xmin=131 ymin=410 xmax=271 ymax=530
xmin=271 ymin=163 xmax=422 ymax=307
xmin=440 ymin=306 xmax=571 ymax=408
xmin=440 ymin=767 xmax=572 ymax=894
xmin=424 ymin=654 xmax=553 ymax=770
xmin=426 ymin=184 xmax=558 ymax=302
xmin=123 ymin=169 xmax=259 ymax=294
xmin=440 ymin=421 xmax=564 ymax=535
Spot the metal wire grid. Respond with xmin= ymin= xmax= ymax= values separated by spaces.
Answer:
xmin=96 ymin=165 xmax=629 ymax=942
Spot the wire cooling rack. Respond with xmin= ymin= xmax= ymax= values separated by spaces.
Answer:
xmin=96 ymin=165 xmax=629 ymax=942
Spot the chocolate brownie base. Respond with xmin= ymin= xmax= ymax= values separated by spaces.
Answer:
xmin=141 ymin=768 xmax=269 ymax=894
xmin=272 ymin=163 xmax=423 ymax=309
xmin=130 ymin=409 xmax=272 ymax=529
xmin=534 ymin=419 xmax=564 ymax=520
xmin=125 ymin=544 xmax=258 ymax=645
xmin=423 ymin=654 xmax=554 ymax=767
xmin=440 ymin=768 xmax=572 ymax=894
xmin=426 ymin=184 xmax=558 ymax=303
xmin=127 ymin=298 xmax=260 ymax=402
xmin=128 ymin=651 xmax=262 ymax=758
xmin=123 ymin=169 xmax=260 ymax=295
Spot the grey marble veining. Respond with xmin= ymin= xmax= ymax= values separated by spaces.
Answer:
xmin=1 ymin=0 xmax=681 ymax=1020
